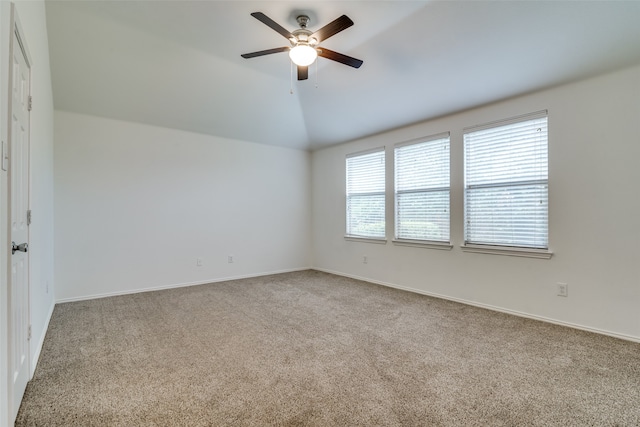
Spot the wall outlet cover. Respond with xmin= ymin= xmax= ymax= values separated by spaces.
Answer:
xmin=557 ymin=282 xmax=568 ymax=297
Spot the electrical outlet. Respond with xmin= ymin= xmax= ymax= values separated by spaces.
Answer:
xmin=557 ymin=282 xmax=568 ymax=297
xmin=196 ymin=258 xmax=203 ymax=267
xmin=363 ymin=255 xmax=368 ymax=264
xmin=228 ymin=255 xmax=234 ymax=263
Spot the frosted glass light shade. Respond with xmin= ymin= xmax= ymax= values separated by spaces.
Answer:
xmin=289 ymin=45 xmax=317 ymax=66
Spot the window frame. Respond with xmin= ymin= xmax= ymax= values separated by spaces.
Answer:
xmin=344 ymin=147 xmax=387 ymax=242
xmin=393 ymin=133 xmax=452 ymax=250
xmin=462 ymin=110 xmax=552 ymax=259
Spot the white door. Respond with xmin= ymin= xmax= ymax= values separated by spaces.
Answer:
xmin=8 ymin=17 xmax=31 ymax=422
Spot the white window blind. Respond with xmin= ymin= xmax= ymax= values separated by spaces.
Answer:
xmin=395 ymin=134 xmax=450 ymax=242
xmin=464 ymin=112 xmax=548 ymax=249
xmin=346 ymin=149 xmax=386 ymax=238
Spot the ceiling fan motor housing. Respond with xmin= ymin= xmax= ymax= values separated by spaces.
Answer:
xmin=291 ymin=16 xmax=317 ymax=47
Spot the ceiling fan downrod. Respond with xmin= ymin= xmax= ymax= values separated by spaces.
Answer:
xmin=296 ymin=15 xmax=310 ymax=29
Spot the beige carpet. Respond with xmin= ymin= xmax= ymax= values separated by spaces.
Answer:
xmin=15 ymin=270 xmax=640 ymax=426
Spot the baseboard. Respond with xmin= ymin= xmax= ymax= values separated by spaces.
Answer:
xmin=55 ymin=267 xmax=313 ymax=304
xmin=312 ymin=268 xmax=640 ymax=344
xmin=30 ymin=300 xmax=55 ymax=377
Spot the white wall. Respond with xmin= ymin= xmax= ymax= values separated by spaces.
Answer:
xmin=311 ymin=65 xmax=640 ymax=342
xmin=54 ymin=111 xmax=311 ymax=301
xmin=0 ymin=1 xmax=55 ymax=426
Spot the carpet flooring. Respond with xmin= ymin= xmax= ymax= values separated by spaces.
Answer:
xmin=15 ymin=270 xmax=640 ymax=426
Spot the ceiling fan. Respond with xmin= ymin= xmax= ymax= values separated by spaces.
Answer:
xmin=241 ymin=12 xmax=363 ymax=81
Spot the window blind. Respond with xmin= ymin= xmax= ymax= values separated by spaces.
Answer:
xmin=395 ymin=135 xmax=450 ymax=242
xmin=464 ymin=113 xmax=548 ymax=249
xmin=346 ymin=148 xmax=386 ymax=238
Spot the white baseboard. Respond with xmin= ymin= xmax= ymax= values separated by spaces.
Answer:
xmin=55 ymin=267 xmax=312 ymax=304
xmin=313 ymin=267 xmax=640 ymax=344
xmin=30 ymin=300 xmax=55 ymax=378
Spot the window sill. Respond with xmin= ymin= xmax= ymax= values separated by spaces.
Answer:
xmin=460 ymin=244 xmax=553 ymax=259
xmin=392 ymin=239 xmax=453 ymax=251
xmin=344 ymin=235 xmax=388 ymax=245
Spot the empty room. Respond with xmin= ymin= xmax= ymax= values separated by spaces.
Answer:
xmin=1 ymin=1 xmax=639 ymax=425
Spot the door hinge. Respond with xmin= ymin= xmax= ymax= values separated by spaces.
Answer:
xmin=28 ymin=325 xmax=32 ymax=341
xmin=28 ymin=95 xmax=32 ymax=111
xmin=27 ymin=209 xmax=32 ymax=225
xmin=1 ymin=140 xmax=7 ymax=171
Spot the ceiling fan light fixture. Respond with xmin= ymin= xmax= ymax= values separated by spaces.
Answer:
xmin=241 ymin=12 xmax=362 ymax=81
xmin=289 ymin=44 xmax=317 ymax=66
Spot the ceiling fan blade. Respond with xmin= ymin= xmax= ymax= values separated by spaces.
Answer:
xmin=318 ymin=48 xmax=363 ymax=69
xmin=241 ymin=46 xmax=289 ymax=59
xmin=251 ymin=12 xmax=293 ymax=40
xmin=297 ymin=66 xmax=309 ymax=81
xmin=311 ymin=15 xmax=354 ymax=43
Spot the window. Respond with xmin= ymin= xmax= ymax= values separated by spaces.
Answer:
xmin=346 ymin=148 xmax=385 ymax=239
xmin=464 ymin=111 xmax=548 ymax=249
xmin=394 ymin=134 xmax=450 ymax=243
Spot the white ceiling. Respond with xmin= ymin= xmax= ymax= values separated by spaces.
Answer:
xmin=45 ymin=1 xmax=640 ymax=151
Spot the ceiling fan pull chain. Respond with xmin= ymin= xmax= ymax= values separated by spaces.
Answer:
xmin=315 ymin=58 xmax=319 ymax=89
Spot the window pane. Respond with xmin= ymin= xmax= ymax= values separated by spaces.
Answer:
xmin=396 ymin=139 xmax=450 ymax=190
xmin=465 ymin=183 xmax=548 ymax=248
xmin=347 ymin=194 xmax=386 ymax=238
xmin=346 ymin=151 xmax=385 ymax=194
xmin=396 ymin=190 xmax=449 ymax=241
xmin=346 ymin=149 xmax=385 ymax=238
xmin=395 ymin=136 xmax=450 ymax=242
xmin=466 ymin=118 xmax=548 ymax=186
xmin=464 ymin=114 xmax=548 ymax=249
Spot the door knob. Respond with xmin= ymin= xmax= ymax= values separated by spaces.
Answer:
xmin=12 ymin=241 xmax=28 ymax=255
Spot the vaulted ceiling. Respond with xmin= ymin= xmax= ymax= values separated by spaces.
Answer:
xmin=45 ymin=1 xmax=640 ymax=151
